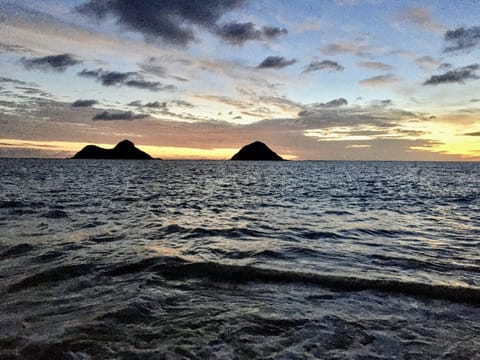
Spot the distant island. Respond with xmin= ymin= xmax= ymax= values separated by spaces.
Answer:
xmin=73 ymin=140 xmax=152 ymax=159
xmin=72 ymin=139 xmax=284 ymax=160
xmin=231 ymin=141 xmax=284 ymax=161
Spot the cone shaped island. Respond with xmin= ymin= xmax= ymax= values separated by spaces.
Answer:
xmin=73 ymin=140 xmax=152 ymax=159
xmin=231 ymin=141 xmax=284 ymax=161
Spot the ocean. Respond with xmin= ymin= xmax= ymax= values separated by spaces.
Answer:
xmin=1 ymin=159 xmax=479 ymax=359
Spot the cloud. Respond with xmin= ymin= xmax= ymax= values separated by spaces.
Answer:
xmin=92 ymin=111 xmax=148 ymax=121
xmin=322 ymin=42 xmax=379 ymax=56
xmin=78 ymin=68 xmax=175 ymax=91
xmin=21 ymin=53 xmax=81 ymax=72
xmin=216 ymin=22 xmax=287 ymax=45
xmin=298 ymin=99 xmax=348 ymax=115
xmin=444 ymin=26 xmax=480 ymax=52
xmin=72 ymin=99 xmax=98 ymax=107
xmin=393 ymin=7 xmax=446 ymax=33
xmin=423 ymin=64 xmax=480 ymax=85
xmin=439 ymin=63 xmax=452 ymax=70
xmin=257 ymin=56 xmax=296 ymax=69
xmin=357 ymin=61 xmax=392 ymax=71
xmin=0 ymin=77 xmax=29 ymax=86
xmin=323 ymin=98 xmax=348 ymax=107
xmin=0 ymin=42 xmax=29 ymax=55
xmin=358 ymin=74 xmax=399 ymax=87
xmin=415 ymin=56 xmax=440 ymax=70
xmin=303 ymin=60 xmax=344 ymax=73
xmin=77 ymin=0 xmax=256 ymax=46
xmin=129 ymin=100 xmax=193 ymax=110
xmin=144 ymin=101 xmax=166 ymax=108
xmin=465 ymin=131 xmax=480 ymax=136
xmin=171 ymin=100 xmax=194 ymax=108
xmin=128 ymin=100 xmax=143 ymax=107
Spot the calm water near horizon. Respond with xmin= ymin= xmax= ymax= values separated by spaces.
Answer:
xmin=1 ymin=159 xmax=479 ymax=359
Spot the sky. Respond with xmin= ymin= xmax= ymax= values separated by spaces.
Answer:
xmin=1 ymin=0 xmax=480 ymax=160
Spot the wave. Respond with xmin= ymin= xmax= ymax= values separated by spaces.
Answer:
xmin=8 ymin=263 xmax=94 ymax=292
xmin=10 ymin=255 xmax=480 ymax=305
xmin=142 ymin=258 xmax=480 ymax=306
xmin=0 ymin=243 xmax=34 ymax=258
xmin=149 ymin=224 xmax=271 ymax=240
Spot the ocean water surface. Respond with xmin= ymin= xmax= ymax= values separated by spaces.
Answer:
xmin=1 ymin=159 xmax=479 ymax=359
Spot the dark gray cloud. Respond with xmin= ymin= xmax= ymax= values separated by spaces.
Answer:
xmin=0 ymin=77 xmax=29 ymax=85
xmin=216 ymin=22 xmax=287 ymax=45
xmin=439 ymin=63 xmax=452 ymax=70
xmin=21 ymin=54 xmax=81 ymax=72
xmin=423 ymin=64 xmax=480 ymax=85
xmin=297 ymin=98 xmax=348 ymax=115
xmin=78 ymin=68 xmax=175 ymax=91
xmin=444 ymin=26 xmax=480 ymax=52
xmin=372 ymin=99 xmax=393 ymax=107
xmin=129 ymin=100 xmax=193 ymax=109
xmin=92 ymin=111 xmax=148 ymax=121
xmin=321 ymin=98 xmax=348 ymax=108
xmin=128 ymin=100 xmax=143 ymax=107
xmin=144 ymin=101 xmax=166 ymax=108
xmin=303 ymin=60 xmax=344 ymax=73
xmin=171 ymin=100 xmax=194 ymax=108
xmin=77 ymin=0 xmax=255 ymax=46
xmin=465 ymin=131 xmax=480 ymax=136
xmin=257 ymin=56 xmax=296 ymax=69
xmin=72 ymin=99 xmax=98 ymax=107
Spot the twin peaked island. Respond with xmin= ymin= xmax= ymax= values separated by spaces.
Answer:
xmin=73 ymin=140 xmax=285 ymax=161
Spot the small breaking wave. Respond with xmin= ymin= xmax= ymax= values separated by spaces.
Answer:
xmin=104 ymin=257 xmax=480 ymax=306
xmin=152 ymin=259 xmax=480 ymax=306
xmin=8 ymin=263 xmax=95 ymax=292
xmin=0 ymin=243 xmax=34 ymax=259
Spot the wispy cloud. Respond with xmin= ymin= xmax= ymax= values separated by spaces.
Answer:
xmin=303 ymin=60 xmax=344 ymax=73
xmin=78 ymin=68 xmax=175 ymax=92
xmin=357 ymin=61 xmax=392 ymax=71
xmin=0 ymin=77 xmax=30 ymax=86
xmin=393 ymin=7 xmax=446 ymax=33
xmin=322 ymin=42 xmax=379 ymax=57
xmin=423 ymin=64 xmax=480 ymax=85
xmin=415 ymin=56 xmax=440 ymax=70
xmin=21 ymin=53 xmax=81 ymax=72
xmin=257 ymin=56 xmax=296 ymax=69
xmin=358 ymin=74 xmax=399 ymax=87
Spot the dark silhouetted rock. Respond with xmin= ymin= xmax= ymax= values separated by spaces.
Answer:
xmin=231 ymin=141 xmax=284 ymax=161
xmin=73 ymin=140 xmax=152 ymax=159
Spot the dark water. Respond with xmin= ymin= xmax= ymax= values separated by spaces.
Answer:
xmin=1 ymin=159 xmax=479 ymax=359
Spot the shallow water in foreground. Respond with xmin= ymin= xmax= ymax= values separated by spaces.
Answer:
xmin=1 ymin=159 xmax=479 ymax=359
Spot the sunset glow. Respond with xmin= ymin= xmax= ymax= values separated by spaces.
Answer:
xmin=1 ymin=1 xmax=480 ymax=160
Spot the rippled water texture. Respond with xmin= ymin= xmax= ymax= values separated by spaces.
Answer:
xmin=1 ymin=159 xmax=479 ymax=359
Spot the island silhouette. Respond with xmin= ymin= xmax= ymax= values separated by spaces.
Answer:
xmin=73 ymin=140 xmax=152 ymax=159
xmin=72 ymin=139 xmax=284 ymax=160
xmin=231 ymin=141 xmax=284 ymax=160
